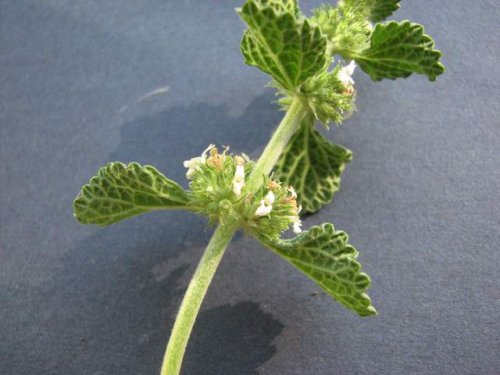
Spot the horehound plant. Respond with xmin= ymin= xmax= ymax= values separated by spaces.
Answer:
xmin=73 ymin=0 xmax=444 ymax=373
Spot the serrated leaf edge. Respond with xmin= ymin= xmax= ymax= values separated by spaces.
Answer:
xmin=259 ymin=223 xmax=377 ymax=317
xmin=73 ymin=162 xmax=189 ymax=226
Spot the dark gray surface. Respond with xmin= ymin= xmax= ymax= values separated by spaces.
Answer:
xmin=1 ymin=1 xmax=499 ymax=374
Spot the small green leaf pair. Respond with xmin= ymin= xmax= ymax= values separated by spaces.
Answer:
xmin=73 ymin=158 xmax=375 ymax=316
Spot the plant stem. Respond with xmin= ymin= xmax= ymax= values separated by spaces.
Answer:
xmin=246 ymin=97 xmax=307 ymax=192
xmin=160 ymin=96 xmax=307 ymax=375
xmin=160 ymin=219 xmax=238 ymax=375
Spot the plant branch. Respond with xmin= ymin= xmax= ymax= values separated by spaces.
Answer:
xmin=160 ymin=96 xmax=308 ymax=375
xmin=246 ymin=97 xmax=308 ymax=192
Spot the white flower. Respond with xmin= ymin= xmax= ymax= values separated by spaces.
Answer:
xmin=293 ymin=219 xmax=302 ymax=234
xmin=232 ymin=156 xmax=246 ymax=196
xmin=234 ymin=165 xmax=245 ymax=181
xmin=255 ymin=200 xmax=272 ymax=216
xmin=338 ymin=61 xmax=356 ymax=86
xmin=233 ymin=179 xmax=244 ymax=196
xmin=255 ymin=190 xmax=275 ymax=216
xmin=183 ymin=156 xmax=203 ymax=169
xmin=183 ymin=144 xmax=215 ymax=179
xmin=185 ymin=167 xmax=197 ymax=179
xmin=288 ymin=186 xmax=297 ymax=199
xmin=264 ymin=191 xmax=275 ymax=205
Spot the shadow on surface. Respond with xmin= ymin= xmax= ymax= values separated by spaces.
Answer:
xmin=3 ymin=93 xmax=286 ymax=374
xmin=184 ymin=302 xmax=285 ymax=375
xmin=12 ymin=221 xmax=199 ymax=374
xmin=108 ymin=92 xmax=282 ymax=185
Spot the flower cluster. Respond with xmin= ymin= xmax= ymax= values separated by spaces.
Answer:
xmin=277 ymin=61 xmax=356 ymax=127
xmin=244 ymin=180 xmax=302 ymax=240
xmin=185 ymin=145 xmax=302 ymax=239
xmin=298 ymin=61 xmax=356 ymax=126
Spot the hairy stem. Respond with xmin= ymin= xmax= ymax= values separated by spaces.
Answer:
xmin=160 ymin=219 xmax=238 ymax=375
xmin=246 ymin=97 xmax=308 ymax=192
xmin=161 ymin=96 xmax=307 ymax=375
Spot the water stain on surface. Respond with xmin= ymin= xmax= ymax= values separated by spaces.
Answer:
xmin=184 ymin=302 xmax=285 ymax=375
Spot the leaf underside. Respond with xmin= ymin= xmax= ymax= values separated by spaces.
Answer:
xmin=74 ymin=162 xmax=188 ymax=226
xmin=274 ymin=114 xmax=352 ymax=214
xmin=355 ymin=21 xmax=445 ymax=81
xmin=260 ymin=223 xmax=377 ymax=316
xmin=238 ymin=0 xmax=327 ymax=90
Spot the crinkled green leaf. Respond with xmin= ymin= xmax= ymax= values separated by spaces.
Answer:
xmin=342 ymin=0 xmax=401 ymax=22
xmin=354 ymin=21 xmax=445 ymax=81
xmin=367 ymin=0 xmax=401 ymax=22
xmin=274 ymin=114 xmax=352 ymax=214
xmin=238 ymin=0 xmax=327 ymax=90
xmin=253 ymin=0 xmax=299 ymax=17
xmin=74 ymin=162 xmax=189 ymax=226
xmin=259 ymin=223 xmax=377 ymax=316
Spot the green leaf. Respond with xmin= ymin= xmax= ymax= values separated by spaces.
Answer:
xmin=252 ymin=0 xmax=299 ymax=17
xmin=353 ymin=21 xmax=445 ymax=81
xmin=74 ymin=162 xmax=189 ymax=226
xmin=367 ymin=0 xmax=401 ymax=22
xmin=238 ymin=0 xmax=327 ymax=90
xmin=342 ymin=0 xmax=401 ymax=22
xmin=274 ymin=114 xmax=352 ymax=214
xmin=259 ymin=223 xmax=377 ymax=316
